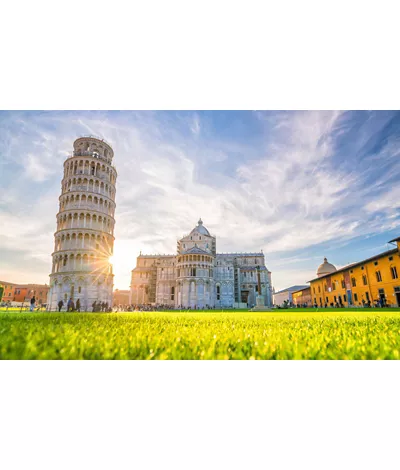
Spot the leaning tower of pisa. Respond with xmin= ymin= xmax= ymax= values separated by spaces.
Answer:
xmin=47 ymin=136 xmax=117 ymax=311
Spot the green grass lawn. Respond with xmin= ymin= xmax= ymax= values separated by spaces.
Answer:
xmin=1 ymin=308 xmax=400 ymax=359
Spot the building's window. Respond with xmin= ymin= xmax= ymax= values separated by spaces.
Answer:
xmin=389 ymin=256 xmax=393 ymax=261
xmin=341 ymin=280 xmax=345 ymax=288
xmin=171 ymin=286 xmax=175 ymax=301
xmin=391 ymin=266 xmax=398 ymax=279
xmin=351 ymin=277 xmax=356 ymax=287
xmin=313 ymin=287 xmax=315 ymax=294
xmin=325 ymin=297 xmax=328 ymax=303
xmin=78 ymin=287 xmax=81 ymax=293
xmin=332 ymin=283 xmax=336 ymax=291
xmin=319 ymin=297 xmax=322 ymax=304
xmin=324 ymin=284 xmax=327 ymax=292
xmin=374 ymin=261 xmax=378 ymax=266
xmin=376 ymin=271 xmax=382 ymax=282
xmin=318 ymin=285 xmax=321 ymax=293
xmin=366 ymin=292 xmax=370 ymax=301
xmin=344 ymin=294 xmax=347 ymax=302
xmin=334 ymin=296 xmax=337 ymax=303
xmin=354 ymin=293 xmax=358 ymax=302
xmin=362 ymin=275 xmax=368 ymax=285
xmin=361 ymin=266 xmax=364 ymax=270
xmin=350 ymin=270 xmax=353 ymax=273
xmin=216 ymin=285 xmax=220 ymax=300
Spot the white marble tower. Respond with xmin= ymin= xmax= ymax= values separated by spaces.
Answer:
xmin=47 ymin=136 xmax=117 ymax=311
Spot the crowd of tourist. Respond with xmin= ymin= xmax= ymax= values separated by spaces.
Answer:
xmin=55 ymin=298 xmax=111 ymax=312
xmin=276 ymin=298 xmax=390 ymax=309
xmin=113 ymin=303 xmax=221 ymax=312
xmin=14 ymin=297 xmax=394 ymax=312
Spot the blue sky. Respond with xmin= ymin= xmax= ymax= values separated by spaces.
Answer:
xmin=0 ymin=110 xmax=399 ymax=291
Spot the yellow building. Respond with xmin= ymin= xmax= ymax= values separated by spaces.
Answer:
xmin=309 ymin=237 xmax=400 ymax=307
xmin=292 ymin=287 xmax=312 ymax=307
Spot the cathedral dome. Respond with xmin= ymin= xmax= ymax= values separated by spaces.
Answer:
xmin=317 ymin=257 xmax=337 ymax=277
xmin=190 ymin=218 xmax=211 ymax=236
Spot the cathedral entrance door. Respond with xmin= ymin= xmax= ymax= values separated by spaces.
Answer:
xmin=241 ymin=290 xmax=249 ymax=305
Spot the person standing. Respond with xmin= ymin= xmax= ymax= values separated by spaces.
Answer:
xmin=30 ymin=296 xmax=36 ymax=312
xmin=58 ymin=300 xmax=64 ymax=312
xmin=67 ymin=297 xmax=73 ymax=312
xmin=76 ymin=298 xmax=81 ymax=312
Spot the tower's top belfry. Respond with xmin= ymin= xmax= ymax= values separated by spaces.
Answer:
xmin=73 ymin=136 xmax=114 ymax=163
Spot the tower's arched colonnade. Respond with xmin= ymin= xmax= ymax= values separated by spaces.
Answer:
xmin=47 ymin=137 xmax=117 ymax=311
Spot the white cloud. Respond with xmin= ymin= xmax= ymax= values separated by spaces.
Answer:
xmin=190 ymin=113 xmax=201 ymax=136
xmin=1 ymin=110 xmax=399 ymax=292
xmin=25 ymin=153 xmax=54 ymax=181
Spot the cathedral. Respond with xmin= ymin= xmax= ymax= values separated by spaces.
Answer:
xmin=130 ymin=219 xmax=273 ymax=308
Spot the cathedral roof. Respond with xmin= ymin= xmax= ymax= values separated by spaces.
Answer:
xmin=190 ymin=218 xmax=211 ymax=236
xmin=182 ymin=245 xmax=209 ymax=255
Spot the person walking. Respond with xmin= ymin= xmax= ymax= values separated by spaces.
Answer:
xmin=30 ymin=296 xmax=36 ymax=312
xmin=76 ymin=298 xmax=81 ymax=312
xmin=58 ymin=300 xmax=64 ymax=312
xmin=67 ymin=297 xmax=73 ymax=312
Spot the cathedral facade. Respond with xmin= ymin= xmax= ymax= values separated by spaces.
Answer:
xmin=130 ymin=219 xmax=273 ymax=308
